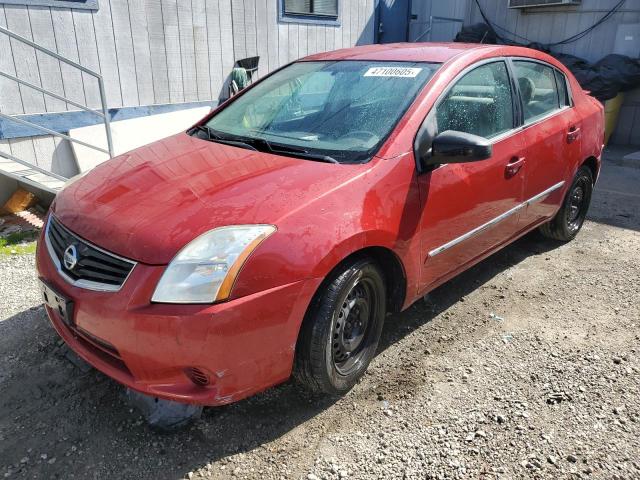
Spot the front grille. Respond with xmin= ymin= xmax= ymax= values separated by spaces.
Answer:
xmin=46 ymin=215 xmax=136 ymax=291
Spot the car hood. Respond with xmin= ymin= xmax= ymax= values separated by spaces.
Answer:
xmin=53 ymin=133 xmax=371 ymax=265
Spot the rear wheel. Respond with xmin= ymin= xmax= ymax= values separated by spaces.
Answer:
xmin=294 ymin=258 xmax=386 ymax=395
xmin=539 ymin=166 xmax=593 ymax=242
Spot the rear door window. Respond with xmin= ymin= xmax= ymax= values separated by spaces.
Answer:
xmin=436 ymin=61 xmax=514 ymax=139
xmin=554 ymin=69 xmax=571 ymax=107
xmin=513 ymin=61 xmax=560 ymax=123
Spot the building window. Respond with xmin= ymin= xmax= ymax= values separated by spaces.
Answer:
xmin=0 ymin=0 xmax=98 ymax=10
xmin=280 ymin=0 xmax=340 ymax=25
xmin=284 ymin=0 xmax=338 ymax=17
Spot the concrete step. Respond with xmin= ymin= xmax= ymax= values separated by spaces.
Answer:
xmin=0 ymin=152 xmax=67 ymax=194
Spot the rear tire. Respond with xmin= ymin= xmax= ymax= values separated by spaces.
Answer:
xmin=294 ymin=258 xmax=386 ymax=396
xmin=539 ymin=166 xmax=593 ymax=242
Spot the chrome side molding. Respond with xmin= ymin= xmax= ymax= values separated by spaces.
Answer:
xmin=428 ymin=181 xmax=565 ymax=258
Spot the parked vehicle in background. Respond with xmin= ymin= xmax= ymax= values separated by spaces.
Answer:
xmin=36 ymin=43 xmax=604 ymax=407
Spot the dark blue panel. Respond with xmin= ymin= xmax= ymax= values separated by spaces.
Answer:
xmin=378 ymin=0 xmax=410 ymax=43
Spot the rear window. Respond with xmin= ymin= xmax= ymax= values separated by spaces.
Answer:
xmin=554 ymin=69 xmax=571 ymax=107
xmin=513 ymin=60 xmax=560 ymax=123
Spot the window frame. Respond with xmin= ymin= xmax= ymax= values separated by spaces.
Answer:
xmin=413 ymin=56 xmax=577 ymax=174
xmin=432 ymin=58 xmax=521 ymax=142
xmin=553 ymin=69 xmax=573 ymax=108
xmin=279 ymin=0 xmax=340 ymax=26
xmin=507 ymin=56 xmax=575 ymax=129
xmin=412 ymin=58 xmax=521 ymax=174
xmin=0 ymin=0 xmax=98 ymax=9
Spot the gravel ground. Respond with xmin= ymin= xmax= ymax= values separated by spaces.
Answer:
xmin=1 ymin=160 xmax=639 ymax=480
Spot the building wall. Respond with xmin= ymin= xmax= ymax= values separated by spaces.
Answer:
xmin=0 ymin=175 xmax=17 ymax=205
xmin=409 ymin=0 xmax=468 ymax=42
xmin=0 ymin=0 xmax=377 ymax=176
xmin=466 ymin=0 xmax=640 ymax=62
xmin=465 ymin=0 xmax=640 ymax=146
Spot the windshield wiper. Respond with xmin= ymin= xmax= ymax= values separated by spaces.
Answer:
xmin=248 ymin=137 xmax=340 ymax=164
xmin=190 ymin=125 xmax=258 ymax=152
xmin=191 ymin=126 xmax=338 ymax=163
xmin=280 ymin=150 xmax=340 ymax=164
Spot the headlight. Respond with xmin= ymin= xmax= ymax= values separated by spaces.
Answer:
xmin=151 ymin=225 xmax=276 ymax=304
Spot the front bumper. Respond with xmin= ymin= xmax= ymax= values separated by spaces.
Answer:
xmin=36 ymin=235 xmax=321 ymax=406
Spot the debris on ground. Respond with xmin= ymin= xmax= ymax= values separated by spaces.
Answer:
xmin=0 ymin=206 xmax=45 ymax=256
xmin=125 ymin=389 xmax=203 ymax=432
xmin=545 ymin=391 xmax=572 ymax=405
xmin=1 ymin=188 xmax=38 ymax=215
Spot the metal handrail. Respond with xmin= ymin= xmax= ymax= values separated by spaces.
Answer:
xmin=0 ymin=24 xmax=114 ymax=159
xmin=0 ymin=71 xmax=105 ymax=117
xmin=0 ymin=150 xmax=68 ymax=182
xmin=0 ymin=112 xmax=111 ymax=155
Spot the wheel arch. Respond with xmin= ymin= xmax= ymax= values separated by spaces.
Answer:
xmin=581 ymin=156 xmax=599 ymax=183
xmin=311 ymin=245 xmax=408 ymax=316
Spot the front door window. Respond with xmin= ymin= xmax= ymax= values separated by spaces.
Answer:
xmin=436 ymin=61 xmax=514 ymax=139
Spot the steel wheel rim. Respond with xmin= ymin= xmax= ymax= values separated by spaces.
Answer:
xmin=566 ymin=177 xmax=589 ymax=232
xmin=331 ymin=277 xmax=377 ymax=376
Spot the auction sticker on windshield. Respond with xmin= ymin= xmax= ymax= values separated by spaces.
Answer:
xmin=364 ymin=67 xmax=422 ymax=78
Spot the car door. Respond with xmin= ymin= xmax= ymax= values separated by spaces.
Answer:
xmin=416 ymin=60 xmax=527 ymax=292
xmin=511 ymin=59 xmax=576 ymax=225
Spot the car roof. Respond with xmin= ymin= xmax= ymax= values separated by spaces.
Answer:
xmin=302 ymin=42 xmax=504 ymax=64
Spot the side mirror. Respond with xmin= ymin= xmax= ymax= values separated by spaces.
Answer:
xmin=414 ymin=127 xmax=493 ymax=173
xmin=431 ymin=130 xmax=492 ymax=164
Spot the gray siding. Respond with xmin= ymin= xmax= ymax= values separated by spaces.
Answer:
xmin=410 ymin=0 xmax=468 ymax=42
xmin=466 ymin=0 xmax=640 ymax=62
xmin=0 ymin=0 xmax=377 ymax=175
xmin=465 ymin=0 xmax=640 ymax=146
xmin=409 ymin=0 xmax=640 ymax=146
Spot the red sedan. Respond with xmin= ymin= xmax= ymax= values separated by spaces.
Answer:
xmin=37 ymin=43 xmax=604 ymax=406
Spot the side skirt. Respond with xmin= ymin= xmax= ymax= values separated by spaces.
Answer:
xmin=406 ymin=214 xmax=556 ymax=309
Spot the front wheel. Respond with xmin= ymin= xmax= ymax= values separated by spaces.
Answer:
xmin=294 ymin=258 xmax=386 ymax=396
xmin=539 ymin=166 xmax=593 ymax=242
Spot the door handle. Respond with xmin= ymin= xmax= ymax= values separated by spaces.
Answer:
xmin=567 ymin=126 xmax=581 ymax=143
xmin=505 ymin=156 xmax=525 ymax=178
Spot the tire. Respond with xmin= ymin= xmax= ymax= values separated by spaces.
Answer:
xmin=539 ymin=166 xmax=593 ymax=242
xmin=294 ymin=258 xmax=386 ymax=396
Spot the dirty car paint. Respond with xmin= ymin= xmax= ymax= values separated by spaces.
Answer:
xmin=38 ymin=43 xmax=603 ymax=406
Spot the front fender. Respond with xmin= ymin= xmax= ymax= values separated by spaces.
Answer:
xmin=230 ymin=155 xmax=422 ymax=302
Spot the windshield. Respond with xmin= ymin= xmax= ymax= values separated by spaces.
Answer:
xmin=200 ymin=61 xmax=440 ymax=163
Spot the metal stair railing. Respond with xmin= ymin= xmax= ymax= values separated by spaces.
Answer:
xmin=0 ymin=150 xmax=68 ymax=193
xmin=0 ymin=24 xmax=114 ymax=190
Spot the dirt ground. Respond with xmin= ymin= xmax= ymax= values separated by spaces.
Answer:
xmin=1 ymin=159 xmax=638 ymax=480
